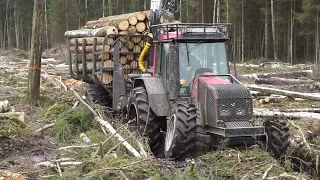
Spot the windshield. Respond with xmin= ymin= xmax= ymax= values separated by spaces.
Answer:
xmin=179 ymin=42 xmax=229 ymax=88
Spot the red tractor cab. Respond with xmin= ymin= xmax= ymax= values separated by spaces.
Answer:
xmin=126 ymin=23 xmax=289 ymax=159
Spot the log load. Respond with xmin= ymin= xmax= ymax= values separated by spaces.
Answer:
xmin=66 ymin=11 xmax=160 ymax=86
xmin=64 ymin=26 xmax=118 ymax=38
xmin=66 ymin=11 xmax=153 ymax=39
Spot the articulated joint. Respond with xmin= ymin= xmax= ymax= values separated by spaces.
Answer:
xmin=138 ymin=37 xmax=152 ymax=73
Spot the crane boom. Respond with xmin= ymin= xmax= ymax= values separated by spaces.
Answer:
xmin=149 ymin=0 xmax=179 ymax=28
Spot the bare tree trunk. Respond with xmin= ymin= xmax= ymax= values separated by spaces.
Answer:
xmin=213 ymin=0 xmax=217 ymax=23
xmin=226 ymin=0 xmax=229 ymax=23
xmin=238 ymin=23 xmax=241 ymax=61
xmin=65 ymin=1 xmax=69 ymax=31
xmin=45 ymin=0 xmax=49 ymax=49
xmin=217 ymin=0 xmax=220 ymax=23
xmin=276 ymin=0 xmax=279 ymax=60
xmin=233 ymin=23 xmax=236 ymax=62
xmin=241 ymin=0 xmax=244 ymax=63
xmin=316 ymin=10 xmax=320 ymax=64
xmin=306 ymin=22 xmax=309 ymax=61
xmin=108 ymin=0 xmax=112 ymax=16
xmin=28 ymin=0 xmax=44 ymax=106
xmin=289 ymin=0 xmax=294 ymax=64
xmin=103 ymin=0 xmax=106 ymax=17
xmin=14 ymin=0 xmax=20 ymax=49
xmin=180 ymin=0 xmax=182 ymax=21
xmin=202 ymin=0 xmax=204 ymax=23
xmin=122 ymin=0 xmax=124 ymax=14
xmin=264 ymin=0 xmax=269 ymax=59
xmin=6 ymin=0 xmax=11 ymax=49
xmin=271 ymin=0 xmax=278 ymax=61
xmin=117 ymin=0 xmax=119 ymax=14
xmin=0 ymin=20 xmax=3 ymax=50
xmin=186 ymin=0 xmax=189 ymax=22
xmin=85 ymin=0 xmax=88 ymax=22
xmin=316 ymin=10 xmax=319 ymax=64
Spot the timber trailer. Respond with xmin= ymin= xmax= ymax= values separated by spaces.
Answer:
xmin=66 ymin=0 xmax=290 ymax=160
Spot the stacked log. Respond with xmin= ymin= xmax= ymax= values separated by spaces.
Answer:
xmin=65 ymin=11 xmax=178 ymax=86
xmin=65 ymin=11 xmax=150 ymax=39
xmin=70 ymin=36 xmax=149 ymax=85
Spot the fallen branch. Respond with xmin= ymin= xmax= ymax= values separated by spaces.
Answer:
xmin=253 ymin=109 xmax=320 ymax=120
xmin=55 ymin=77 xmax=68 ymax=91
xmin=105 ymin=133 xmax=134 ymax=157
xmin=254 ymin=108 xmax=320 ymax=113
xmin=59 ymin=144 xmax=98 ymax=150
xmin=35 ymin=161 xmax=83 ymax=168
xmin=71 ymin=89 xmax=142 ymax=158
xmin=54 ymin=158 xmax=75 ymax=162
xmin=239 ymin=70 xmax=313 ymax=80
xmin=120 ymin=171 xmax=129 ymax=180
xmin=86 ymin=158 xmax=152 ymax=176
xmin=255 ymin=77 xmax=316 ymax=86
xmin=72 ymin=101 xmax=79 ymax=108
xmin=246 ymin=84 xmax=320 ymax=101
xmin=92 ymin=119 xmax=134 ymax=157
xmin=56 ymin=162 xmax=62 ymax=177
xmin=124 ymin=127 xmax=148 ymax=157
xmin=262 ymin=164 xmax=275 ymax=179
xmin=36 ymin=123 xmax=55 ymax=133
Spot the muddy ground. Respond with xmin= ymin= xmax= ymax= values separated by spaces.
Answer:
xmin=0 ymin=51 xmax=318 ymax=179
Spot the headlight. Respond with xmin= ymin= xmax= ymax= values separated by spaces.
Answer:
xmin=236 ymin=108 xmax=246 ymax=116
xmin=219 ymin=107 xmax=231 ymax=116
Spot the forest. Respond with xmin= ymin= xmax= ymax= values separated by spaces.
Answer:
xmin=0 ymin=0 xmax=319 ymax=64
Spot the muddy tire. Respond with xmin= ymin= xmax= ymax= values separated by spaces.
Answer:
xmin=85 ymin=84 xmax=112 ymax=107
xmin=128 ymin=86 xmax=165 ymax=157
xmin=195 ymin=106 xmax=211 ymax=151
xmin=264 ymin=120 xmax=290 ymax=159
xmin=164 ymin=102 xmax=197 ymax=160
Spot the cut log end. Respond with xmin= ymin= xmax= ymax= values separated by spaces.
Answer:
xmin=98 ymin=73 xmax=113 ymax=85
xmin=128 ymin=16 xmax=138 ymax=25
xmin=136 ymin=11 xmax=146 ymax=21
xmin=107 ymin=26 xmax=119 ymax=35
xmin=118 ymin=20 xmax=129 ymax=31
xmin=136 ymin=22 xmax=146 ymax=33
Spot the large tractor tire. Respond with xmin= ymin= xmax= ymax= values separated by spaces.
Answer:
xmin=164 ymin=102 xmax=197 ymax=160
xmin=264 ymin=120 xmax=290 ymax=159
xmin=85 ymin=84 xmax=112 ymax=107
xmin=195 ymin=105 xmax=211 ymax=151
xmin=128 ymin=86 xmax=165 ymax=157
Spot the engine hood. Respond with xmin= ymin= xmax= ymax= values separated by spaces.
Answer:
xmin=191 ymin=72 xmax=231 ymax=98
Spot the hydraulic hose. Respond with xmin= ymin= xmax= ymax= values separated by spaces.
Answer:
xmin=138 ymin=34 xmax=153 ymax=73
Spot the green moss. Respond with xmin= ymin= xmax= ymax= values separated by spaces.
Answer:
xmin=0 ymin=115 xmax=29 ymax=136
xmin=43 ymin=104 xmax=69 ymax=118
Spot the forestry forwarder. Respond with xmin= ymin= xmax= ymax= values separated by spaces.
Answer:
xmin=67 ymin=0 xmax=290 ymax=160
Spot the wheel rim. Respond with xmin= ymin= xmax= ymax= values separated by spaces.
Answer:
xmin=165 ymin=114 xmax=177 ymax=152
